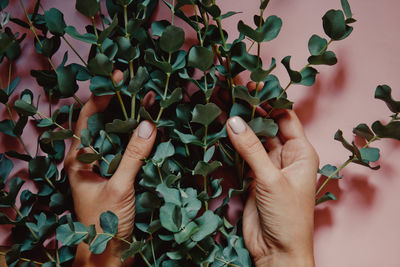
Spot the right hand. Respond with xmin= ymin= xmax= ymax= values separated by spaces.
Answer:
xmin=226 ymin=110 xmax=319 ymax=267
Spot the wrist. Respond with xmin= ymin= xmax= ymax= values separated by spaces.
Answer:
xmin=255 ymin=251 xmax=315 ymax=267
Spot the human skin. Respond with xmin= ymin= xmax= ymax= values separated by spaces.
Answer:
xmin=226 ymin=111 xmax=318 ymax=267
xmin=67 ymin=74 xmax=318 ymax=266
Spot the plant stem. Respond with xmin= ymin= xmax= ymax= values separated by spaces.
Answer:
xmin=156 ymin=72 xmax=171 ymax=123
xmin=150 ymin=210 xmax=158 ymax=267
xmin=315 ymin=135 xmax=379 ymax=197
xmin=12 ymin=204 xmax=39 ymax=240
xmin=62 ymin=36 xmax=88 ymax=66
xmin=123 ymin=5 xmax=129 ymax=38
xmin=36 ymin=111 xmax=110 ymax=165
xmin=0 ymin=251 xmax=44 ymax=265
xmin=18 ymin=0 xmax=84 ymax=107
xmin=91 ymin=16 xmax=103 ymax=53
xmin=116 ymin=91 xmax=129 ymax=121
xmin=157 ymin=166 xmax=163 ymax=183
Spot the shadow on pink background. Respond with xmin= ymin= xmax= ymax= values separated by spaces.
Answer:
xmin=1 ymin=0 xmax=400 ymax=266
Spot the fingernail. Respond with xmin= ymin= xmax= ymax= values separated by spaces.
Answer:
xmin=137 ymin=121 xmax=154 ymax=139
xmin=228 ymin=116 xmax=247 ymax=134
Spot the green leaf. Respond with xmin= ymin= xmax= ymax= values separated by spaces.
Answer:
xmin=281 ymin=56 xmax=302 ymax=83
xmin=35 ymin=36 xmax=61 ymax=58
xmin=318 ymin=164 xmax=342 ymax=179
xmin=56 ymin=222 xmax=88 ymax=245
xmin=156 ymin=183 xmax=181 ymax=206
xmin=322 ymin=10 xmax=346 ymax=40
xmin=316 ymin=192 xmax=337 ymax=205
xmin=359 ymin=147 xmax=380 ymax=163
xmin=296 ymin=67 xmax=318 ymax=86
xmin=173 ymin=130 xmax=203 ymax=146
xmin=372 ymin=121 xmax=400 ymax=140
xmin=107 ymin=153 xmax=122 ymax=175
xmin=192 ymin=210 xmax=220 ymax=241
xmin=237 ymin=15 xmax=282 ymax=43
xmin=121 ymin=241 xmax=145 ymax=262
xmin=88 ymin=53 xmax=113 ymax=76
xmin=174 ymin=221 xmax=199 ymax=244
xmin=144 ymin=49 xmax=172 ymax=73
xmin=204 ymin=146 xmax=215 ymax=162
xmin=98 ymin=15 xmax=119 ymax=44
xmin=308 ymin=51 xmax=337 ymax=66
xmin=374 ymin=85 xmax=400 ymax=113
xmin=44 ymin=8 xmax=66 ymax=36
xmin=210 ymin=178 xmax=223 ymax=198
xmin=152 ymin=140 xmax=175 ymax=166
xmin=105 ymin=119 xmax=137 ymax=134
xmin=57 ymin=65 xmax=78 ymax=98
xmin=77 ymin=153 xmax=102 ymax=163
xmin=41 ymin=130 xmax=73 ymax=143
xmin=191 ymin=103 xmax=221 ymax=126
xmin=308 ymin=34 xmax=328 ymax=56
xmin=13 ymin=100 xmax=37 ymax=116
xmin=90 ymin=76 xmax=115 ymax=96
xmin=76 ymin=0 xmax=100 ymax=17
xmin=160 ymin=203 xmax=184 ymax=233
xmin=90 ymin=234 xmax=112 ymax=254
xmin=193 ymin=161 xmax=222 ymax=176
xmin=334 ymin=129 xmax=362 ymax=160
xmin=65 ymin=26 xmax=97 ymax=44
xmin=138 ymin=191 xmax=162 ymax=209
xmin=0 ymin=89 xmax=8 ymax=104
xmin=116 ymin=36 xmax=138 ymax=61
xmin=127 ymin=66 xmax=149 ymax=94
xmin=160 ymin=88 xmax=182 ymax=108
xmin=0 ymin=120 xmax=16 ymax=137
xmin=188 ymin=46 xmax=214 ymax=72
xmin=151 ymin=20 xmax=170 ymax=37
xmin=159 ymin=25 xmax=185 ymax=53
xmin=233 ymin=85 xmax=259 ymax=105
xmin=250 ymin=58 xmax=276 ymax=83
xmin=100 ymin=211 xmax=118 ymax=235
xmin=260 ymin=0 xmax=270 ymax=10
xmin=341 ymin=0 xmax=352 ymax=19
xmin=353 ymin=123 xmax=375 ymax=141
xmin=0 ymin=154 xmax=13 ymax=185
xmin=248 ymin=117 xmax=278 ymax=137
xmin=230 ymin=42 xmax=259 ymax=71
xmin=80 ymin=129 xmax=92 ymax=147
xmin=269 ymin=98 xmax=293 ymax=109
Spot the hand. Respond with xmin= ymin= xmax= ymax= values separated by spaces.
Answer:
xmin=226 ymin=110 xmax=319 ymax=267
xmin=64 ymin=80 xmax=156 ymax=266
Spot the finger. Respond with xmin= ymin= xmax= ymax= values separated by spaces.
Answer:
xmin=246 ymin=81 xmax=264 ymax=92
xmin=274 ymin=110 xmax=307 ymax=142
xmin=264 ymin=136 xmax=282 ymax=169
xmin=111 ymin=120 xmax=156 ymax=186
xmin=226 ymin=116 xmax=283 ymax=187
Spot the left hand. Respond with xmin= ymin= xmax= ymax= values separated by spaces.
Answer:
xmin=64 ymin=73 xmax=156 ymax=266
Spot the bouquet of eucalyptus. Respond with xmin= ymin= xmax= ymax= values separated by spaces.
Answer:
xmin=0 ymin=0 xmax=399 ymax=265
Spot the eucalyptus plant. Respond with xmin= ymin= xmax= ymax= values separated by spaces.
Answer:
xmin=0 ymin=0 xmax=399 ymax=266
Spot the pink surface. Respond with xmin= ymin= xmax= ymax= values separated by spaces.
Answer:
xmin=1 ymin=0 xmax=400 ymax=266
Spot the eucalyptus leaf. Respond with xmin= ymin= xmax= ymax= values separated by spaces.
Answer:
xmin=191 ymin=103 xmax=221 ymax=126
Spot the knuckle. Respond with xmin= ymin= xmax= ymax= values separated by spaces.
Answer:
xmin=241 ymin=138 xmax=264 ymax=156
xmin=124 ymin=142 xmax=146 ymax=161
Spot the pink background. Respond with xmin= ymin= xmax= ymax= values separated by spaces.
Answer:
xmin=1 ymin=0 xmax=400 ymax=266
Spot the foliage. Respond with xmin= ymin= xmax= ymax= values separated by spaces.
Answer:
xmin=0 ymin=0 xmax=398 ymax=266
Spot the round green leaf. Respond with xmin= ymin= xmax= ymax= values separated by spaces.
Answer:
xmin=100 ymin=211 xmax=118 ymax=235
xmin=188 ymin=46 xmax=214 ymax=72
xmin=57 ymin=65 xmax=78 ymax=98
xmin=322 ymin=9 xmax=346 ymax=40
xmin=191 ymin=103 xmax=221 ymax=126
xmin=308 ymin=34 xmax=328 ymax=56
xmin=88 ymin=53 xmax=113 ymax=76
xmin=76 ymin=0 xmax=100 ymax=17
xmin=44 ymin=8 xmax=67 ymax=36
xmin=308 ymin=51 xmax=337 ymax=66
xmin=159 ymin=25 xmax=185 ymax=53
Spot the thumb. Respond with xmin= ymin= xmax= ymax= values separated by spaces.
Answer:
xmin=111 ymin=120 xmax=156 ymax=186
xmin=226 ymin=116 xmax=283 ymax=187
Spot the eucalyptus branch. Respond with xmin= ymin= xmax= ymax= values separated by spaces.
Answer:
xmin=61 ymin=36 xmax=88 ymax=66
xmin=156 ymin=71 xmax=171 ymax=123
xmin=36 ymin=111 xmax=110 ymax=165
xmin=315 ymin=135 xmax=379 ymax=197
xmin=18 ymin=0 xmax=84 ymax=107
xmin=0 ymin=251 xmax=44 ymax=265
